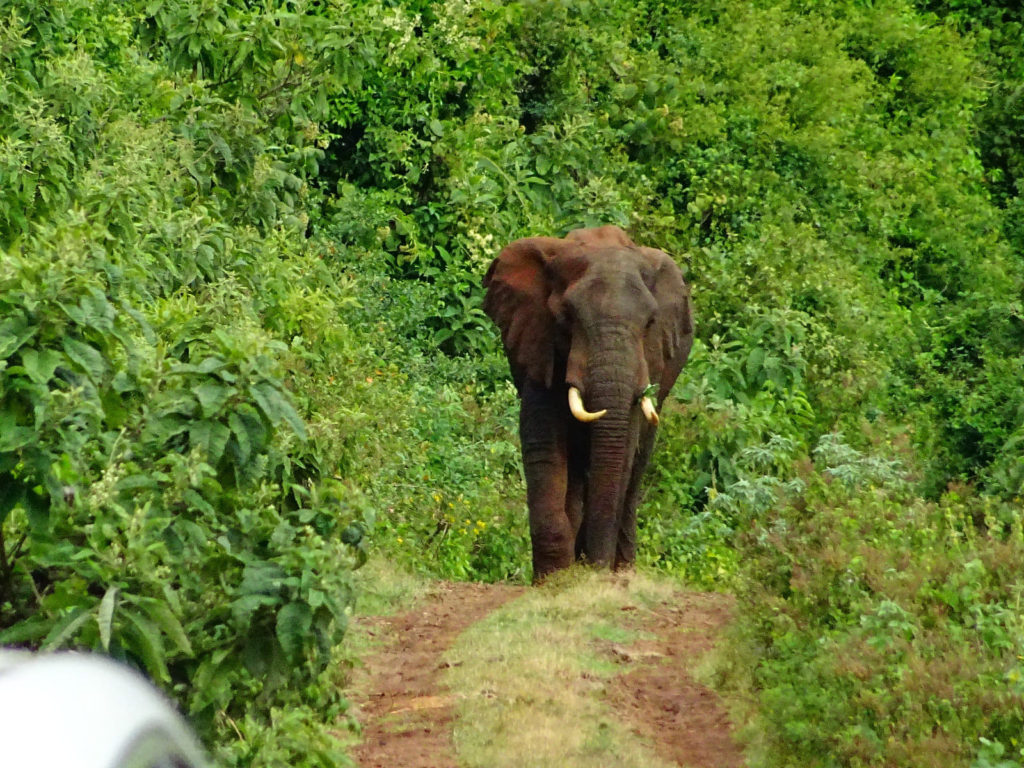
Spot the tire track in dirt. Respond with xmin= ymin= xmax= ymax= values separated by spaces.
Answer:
xmin=604 ymin=591 xmax=744 ymax=767
xmin=350 ymin=581 xmax=524 ymax=768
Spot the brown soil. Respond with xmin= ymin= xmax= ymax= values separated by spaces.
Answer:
xmin=604 ymin=591 xmax=745 ymax=768
xmin=350 ymin=582 xmax=744 ymax=768
xmin=349 ymin=581 xmax=524 ymax=768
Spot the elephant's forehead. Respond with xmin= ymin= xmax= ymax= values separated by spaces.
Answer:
xmin=571 ymin=250 xmax=647 ymax=293
xmin=585 ymin=247 xmax=637 ymax=268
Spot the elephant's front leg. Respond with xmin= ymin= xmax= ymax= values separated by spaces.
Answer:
xmin=567 ymin=420 xmax=589 ymax=561
xmin=519 ymin=382 xmax=573 ymax=581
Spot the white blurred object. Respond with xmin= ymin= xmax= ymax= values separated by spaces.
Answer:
xmin=0 ymin=651 xmax=209 ymax=768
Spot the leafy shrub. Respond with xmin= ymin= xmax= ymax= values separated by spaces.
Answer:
xmin=729 ymin=436 xmax=1024 ymax=767
xmin=0 ymin=2 xmax=373 ymax=765
xmin=322 ymin=285 xmax=531 ymax=582
xmin=0 ymin=229 xmax=371 ymax=767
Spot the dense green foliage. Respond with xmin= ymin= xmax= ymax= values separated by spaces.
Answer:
xmin=1 ymin=0 xmax=1022 ymax=766
xmin=722 ymin=434 xmax=1024 ymax=766
xmin=0 ymin=2 xmax=372 ymax=765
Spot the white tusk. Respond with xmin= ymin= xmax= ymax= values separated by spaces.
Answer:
xmin=641 ymin=396 xmax=660 ymax=426
xmin=568 ymin=387 xmax=606 ymax=423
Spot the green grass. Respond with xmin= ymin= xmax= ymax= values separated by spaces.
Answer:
xmin=445 ymin=568 xmax=683 ymax=768
xmin=350 ymin=556 xmax=436 ymax=618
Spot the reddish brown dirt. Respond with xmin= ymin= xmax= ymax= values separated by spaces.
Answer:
xmin=604 ymin=591 xmax=745 ymax=767
xmin=350 ymin=581 xmax=524 ymax=768
xmin=350 ymin=582 xmax=744 ymax=768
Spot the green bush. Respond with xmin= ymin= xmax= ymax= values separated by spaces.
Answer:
xmin=0 ymin=2 xmax=372 ymax=765
xmin=729 ymin=435 xmax=1024 ymax=767
xmin=321 ymin=268 xmax=532 ymax=582
xmin=1 ymin=232 xmax=371 ymax=768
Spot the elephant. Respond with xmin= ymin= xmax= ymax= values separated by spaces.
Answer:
xmin=483 ymin=225 xmax=694 ymax=581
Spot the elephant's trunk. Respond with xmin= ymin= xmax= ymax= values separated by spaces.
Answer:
xmin=581 ymin=357 xmax=639 ymax=567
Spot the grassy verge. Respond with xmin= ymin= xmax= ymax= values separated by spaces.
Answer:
xmin=350 ymin=556 xmax=437 ymax=619
xmin=722 ymin=469 xmax=1024 ymax=767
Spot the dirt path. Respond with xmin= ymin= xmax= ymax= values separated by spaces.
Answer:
xmin=349 ymin=581 xmax=744 ymax=767
xmin=604 ymin=591 xmax=743 ymax=768
xmin=350 ymin=581 xmax=525 ymax=768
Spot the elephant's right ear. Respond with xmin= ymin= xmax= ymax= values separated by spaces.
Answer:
xmin=483 ymin=237 xmax=572 ymax=389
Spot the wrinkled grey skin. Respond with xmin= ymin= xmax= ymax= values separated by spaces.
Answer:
xmin=483 ymin=226 xmax=694 ymax=581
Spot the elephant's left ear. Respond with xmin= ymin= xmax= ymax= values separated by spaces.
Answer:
xmin=640 ymin=247 xmax=695 ymax=404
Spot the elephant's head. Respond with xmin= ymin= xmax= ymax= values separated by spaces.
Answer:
xmin=483 ymin=226 xmax=693 ymax=567
xmin=484 ymin=225 xmax=692 ymax=418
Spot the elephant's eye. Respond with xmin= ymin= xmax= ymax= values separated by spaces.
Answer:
xmin=645 ymin=314 xmax=656 ymax=330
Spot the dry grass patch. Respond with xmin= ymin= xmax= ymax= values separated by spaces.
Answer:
xmin=444 ymin=567 xmax=679 ymax=768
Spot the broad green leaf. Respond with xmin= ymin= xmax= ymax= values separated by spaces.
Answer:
xmin=58 ymin=300 xmax=86 ymax=325
xmin=0 ymin=411 xmax=33 ymax=451
xmin=0 ymin=477 xmax=24 ymax=524
xmin=250 ymin=380 xmax=307 ymax=440
xmin=42 ymin=607 xmax=91 ymax=650
xmin=249 ymin=380 xmax=286 ymax=424
xmin=196 ymin=355 xmax=228 ymax=374
xmin=21 ymin=348 xmax=63 ymax=384
xmin=182 ymin=488 xmax=215 ymax=516
xmin=229 ymin=411 xmax=252 ymax=463
xmin=231 ymin=593 xmax=280 ymax=624
xmin=238 ymin=560 xmax=287 ymax=596
xmin=79 ymin=289 xmax=114 ymax=333
xmin=189 ymin=648 xmax=234 ymax=715
xmin=276 ymin=601 xmax=312 ymax=663
xmin=193 ymin=381 xmax=233 ymax=417
xmin=97 ymin=586 xmax=119 ymax=651
xmin=190 ymin=420 xmax=231 ymax=463
xmin=124 ymin=610 xmax=169 ymax=682
xmin=173 ymin=519 xmax=207 ymax=551
xmin=111 ymin=370 xmax=135 ymax=394
xmin=116 ymin=474 xmax=160 ymax=493
xmin=0 ymin=315 xmax=35 ymax=359
xmin=138 ymin=599 xmax=193 ymax=657
xmin=0 ymin=617 xmax=51 ymax=645
xmin=154 ymin=389 xmax=199 ymax=417
xmin=141 ymin=414 xmax=190 ymax=448
xmin=63 ymin=337 xmax=106 ymax=383
xmin=619 ymin=83 xmax=638 ymax=100
xmin=162 ymin=523 xmax=184 ymax=558
xmin=271 ymin=391 xmax=307 ymax=441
